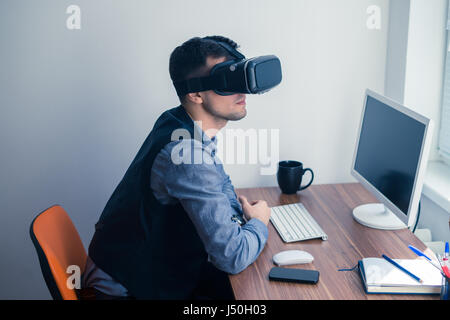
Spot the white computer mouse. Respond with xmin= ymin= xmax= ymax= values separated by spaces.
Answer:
xmin=273 ymin=250 xmax=314 ymax=266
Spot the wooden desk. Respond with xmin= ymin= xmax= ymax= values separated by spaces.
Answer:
xmin=230 ymin=183 xmax=438 ymax=300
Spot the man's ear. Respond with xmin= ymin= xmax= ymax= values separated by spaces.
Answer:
xmin=185 ymin=92 xmax=203 ymax=105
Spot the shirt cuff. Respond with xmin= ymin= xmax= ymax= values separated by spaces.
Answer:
xmin=245 ymin=218 xmax=269 ymax=241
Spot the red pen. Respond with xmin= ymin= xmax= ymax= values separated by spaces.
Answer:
xmin=438 ymin=253 xmax=450 ymax=279
xmin=444 ymin=243 xmax=449 ymax=277
xmin=442 ymin=265 xmax=450 ymax=279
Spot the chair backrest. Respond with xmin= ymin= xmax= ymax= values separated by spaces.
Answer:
xmin=30 ymin=205 xmax=87 ymax=300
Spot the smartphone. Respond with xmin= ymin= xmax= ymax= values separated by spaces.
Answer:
xmin=268 ymin=267 xmax=319 ymax=284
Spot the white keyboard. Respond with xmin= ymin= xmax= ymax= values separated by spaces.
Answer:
xmin=270 ymin=203 xmax=328 ymax=243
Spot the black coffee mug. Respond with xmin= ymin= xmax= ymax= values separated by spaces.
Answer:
xmin=277 ymin=161 xmax=314 ymax=194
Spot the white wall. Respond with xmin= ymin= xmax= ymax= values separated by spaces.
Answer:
xmin=405 ymin=0 xmax=449 ymax=243
xmin=384 ymin=0 xmax=449 ymax=243
xmin=224 ymin=0 xmax=389 ymax=187
xmin=403 ymin=0 xmax=447 ymax=161
xmin=384 ymin=0 xmax=410 ymax=103
xmin=382 ymin=0 xmax=447 ymax=162
xmin=0 ymin=0 xmax=389 ymax=299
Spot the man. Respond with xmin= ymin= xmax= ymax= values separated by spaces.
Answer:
xmin=83 ymin=36 xmax=271 ymax=300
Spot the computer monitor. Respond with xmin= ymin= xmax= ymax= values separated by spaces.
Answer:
xmin=350 ymin=89 xmax=433 ymax=230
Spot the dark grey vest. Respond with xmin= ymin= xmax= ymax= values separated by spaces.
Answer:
xmin=88 ymin=106 xmax=222 ymax=299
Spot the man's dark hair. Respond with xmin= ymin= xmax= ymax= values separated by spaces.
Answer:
xmin=169 ymin=35 xmax=239 ymax=102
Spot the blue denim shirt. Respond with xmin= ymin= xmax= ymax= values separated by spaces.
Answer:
xmin=83 ymin=122 xmax=269 ymax=296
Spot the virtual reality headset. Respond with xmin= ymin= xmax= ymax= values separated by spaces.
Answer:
xmin=173 ymin=40 xmax=282 ymax=97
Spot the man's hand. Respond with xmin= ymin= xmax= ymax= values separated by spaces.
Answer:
xmin=238 ymin=196 xmax=271 ymax=226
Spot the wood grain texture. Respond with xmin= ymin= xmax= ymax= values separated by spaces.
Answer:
xmin=229 ymin=183 xmax=438 ymax=300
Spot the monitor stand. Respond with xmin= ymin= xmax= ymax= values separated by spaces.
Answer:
xmin=352 ymin=203 xmax=407 ymax=230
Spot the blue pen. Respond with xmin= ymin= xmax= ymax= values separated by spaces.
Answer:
xmin=408 ymin=245 xmax=444 ymax=272
xmin=382 ymin=254 xmax=423 ymax=283
xmin=408 ymin=245 xmax=432 ymax=261
xmin=445 ymin=242 xmax=449 ymax=260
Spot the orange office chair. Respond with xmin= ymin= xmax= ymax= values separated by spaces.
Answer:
xmin=30 ymin=205 xmax=89 ymax=300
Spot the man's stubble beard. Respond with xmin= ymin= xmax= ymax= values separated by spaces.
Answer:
xmin=203 ymin=103 xmax=247 ymax=122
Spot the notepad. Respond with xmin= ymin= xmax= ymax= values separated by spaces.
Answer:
xmin=359 ymin=258 xmax=443 ymax=294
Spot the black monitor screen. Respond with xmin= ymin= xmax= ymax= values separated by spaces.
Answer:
xmin=354 ymin=95 xmax=425 ymax=215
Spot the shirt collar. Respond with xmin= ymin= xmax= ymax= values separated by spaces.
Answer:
xmin=193 ymin=121 xmax=217 ymax=144
xmin=183 ymin=107 xmax=218 ymax=148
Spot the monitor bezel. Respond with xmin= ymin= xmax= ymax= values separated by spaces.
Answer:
xmin=350 ymin=89 xmax=434 ymax=228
